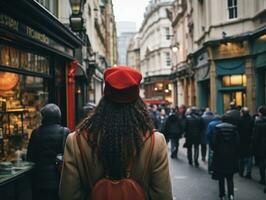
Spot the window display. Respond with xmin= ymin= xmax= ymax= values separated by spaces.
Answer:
xmin=0 ymin=72 xmax=48 ymax=161
xmin=0 ymin=45 xmax=50 ymax=74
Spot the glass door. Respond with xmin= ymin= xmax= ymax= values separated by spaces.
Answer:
xmin=223 ymin=91 xmax=246 ymax=111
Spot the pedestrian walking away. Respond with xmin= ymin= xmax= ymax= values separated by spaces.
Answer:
xmin=238 ymin=107 xmax=254 ymax=179
xmin=210 ymin=114 xmax=239 ymax=200
xmin=27 ymin=104 xmax=70 ymax=200
xmin=253 ymin=105 xmax=266 ymax=193
xmin=164 ymin=106 xmax=185 ymax=159
xmin=201 ymin=108 xmax=214 ymax=162
xmin=206 ymin=114 xmax=222 ymax=174
xmin=59 ymin=66 xmax=173 ymax=200
xmin=184 ymin=107 xmax=204 ymax=167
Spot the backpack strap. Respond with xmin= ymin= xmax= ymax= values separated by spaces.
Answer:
xmin=142 ymin=132 xmax=155 ymax=181
xmin=76 ymin=132 xmax=93 ymax=189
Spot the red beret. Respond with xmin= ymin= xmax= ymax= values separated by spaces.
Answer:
xmin=104 ymin=66 xmax=142 ymax=103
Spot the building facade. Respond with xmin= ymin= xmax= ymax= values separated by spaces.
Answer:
xmin=83 ymin=0 xmax=118 ymax=105
xmin=137 ymin=0 xmax=174 ymax=104
xmin=37 ymin=0 xmax=118 ymax=122
xmin=126 ymin=34 xmax=144 ymax=97
xmin=0 ymin=0 xmax=82 ymax=163
xmin=170 ymin=0 xmax=266 ymax=114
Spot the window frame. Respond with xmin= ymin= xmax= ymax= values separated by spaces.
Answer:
xmin=165 ymin=52 xmax=171 ymax=66
xmin=165 ymin=27 xmax=170 ymax=40
xmin=227 ymin=0 xmax=238 ymax=19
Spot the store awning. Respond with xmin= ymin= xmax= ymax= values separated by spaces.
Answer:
xmin=216 ymin=59 xmax=245 ymax=76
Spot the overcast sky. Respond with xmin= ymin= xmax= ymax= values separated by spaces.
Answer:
xmin=112 ymin=0 xmax=150 ymax=30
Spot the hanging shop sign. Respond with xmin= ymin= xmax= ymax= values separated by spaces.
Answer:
xmin=0 ymin=14 xmax=73 ymax=57
xmin=212 ymin=42 xmax=248 ymax=59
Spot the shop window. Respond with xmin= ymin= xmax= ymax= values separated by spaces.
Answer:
xmin=228 ymin=0 xmax=238 ymax=19
xmin=0 ymin=72 xmax=48 ymax=161
xmin=0 ymin=45 xmax=49 ymax=74
xmin=222 ymin=74 xmax=246 ymax=87
xmin=36 ymin=0 xmax=58 ymax=17
xmin=223 ymin=91 xmax=246 ymax=111
xmin=154 ymin=83 xmax=164 ymax=91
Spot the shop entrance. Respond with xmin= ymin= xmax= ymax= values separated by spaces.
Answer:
xmin=223 ymin=91 xmax=246 ymax=111
xmin=198 ymin=80 xmax=210 ymax=109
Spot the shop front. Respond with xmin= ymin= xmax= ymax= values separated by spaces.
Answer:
xmin=194 ymin=50 xmax=210 ymax=109
xmin=143 ymin=75 xmax=172 ymax=105
xmin=0 ymin=1 xmax=82 ymax=198
xmin=253 ymin=34 xmax=266 ymax=108
xmin=215 ymin=59 xmax=246 ymax=113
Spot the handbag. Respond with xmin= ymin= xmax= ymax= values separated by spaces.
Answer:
xmin=55 ymin=127 xmax=69 ymax=172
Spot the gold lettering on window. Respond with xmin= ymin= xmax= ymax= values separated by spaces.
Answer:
xmin=0 ymin=14 xmax=19 ymax=31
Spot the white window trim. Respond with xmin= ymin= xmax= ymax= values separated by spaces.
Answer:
xmin=227 ymin=0 xmax=238 ymax=20
xmin=165 ymin=52 xmax=171 ymax=66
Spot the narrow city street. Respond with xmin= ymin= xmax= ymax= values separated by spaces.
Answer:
xmin=169 ymin=140 xmax=265 ymax=200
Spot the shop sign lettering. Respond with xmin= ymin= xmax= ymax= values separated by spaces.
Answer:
xmin=0 ymin=14 xmax=49 ymax=45
xmin=0 ymin=14 xmax=19 ymax=31
xmin=26 ymin=27 xmax=49 ymax=44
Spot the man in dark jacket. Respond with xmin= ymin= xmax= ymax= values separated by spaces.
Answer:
xmin=185 ymin=107 xmax=204 ymax=167
xmin=253 ymin=105 xmax=266 ymax=193
xmin=164 ymin=107 xmax=185 ymax=158
xmin=225 ymin=102 xmax=240 ymax=126
xmin=211 ymin=114 xmax=239 ymax=200
xmin=27 ymin=103 xmax=69 ymax=200
xmin=238 ymin=107 xmax=254 ymax=179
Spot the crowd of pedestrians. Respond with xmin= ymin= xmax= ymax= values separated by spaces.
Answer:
xmin=148 ymin=102 xmax=266 ymax=200
xmin=24 ymin=66 xmax=266 ymax=200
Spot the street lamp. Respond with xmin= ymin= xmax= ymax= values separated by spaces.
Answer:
xmin=171 ymin=42 xmax=180 ymax=52
xmin=69 ymin=0 xmax=83 ymax=15
xmin=69 ymin=0 xmax=84 ymax=32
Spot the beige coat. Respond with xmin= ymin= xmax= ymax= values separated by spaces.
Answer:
xmin=59 ymin=131 xmax=173 ymax=200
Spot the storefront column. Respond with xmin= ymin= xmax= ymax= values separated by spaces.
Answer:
xmin=245 ymin=58 xmax=256 ymax=114
xmin=67 ymin=61 xmax=78 ymax=131
xmin=173 ymin=80 xmax=178 ymax=107
xmin=208 ymin=47 xmax=217 ymax=113
xmin=184 ymin=78 xmax=188 ymax=105
xmin=188 ymin=77 xmax=193 ymax=106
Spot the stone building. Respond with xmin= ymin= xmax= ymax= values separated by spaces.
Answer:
xmin=171 ymin=0 xmax=266 ymax=114
xmin=36 ymin=0 xmax=118 ymax=122
xmin=137 ymin=0 xmax=174 ymax=104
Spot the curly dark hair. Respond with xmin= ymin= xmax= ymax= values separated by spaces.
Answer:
xmin=78 ymin=96 xmax=154 ymax=179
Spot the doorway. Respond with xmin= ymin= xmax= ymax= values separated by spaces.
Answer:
xmin=223 ymin=91 xmax=246 ymax=111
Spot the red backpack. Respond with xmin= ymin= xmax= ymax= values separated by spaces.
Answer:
xmin=76 ymin=132 xmax=155 ymax=200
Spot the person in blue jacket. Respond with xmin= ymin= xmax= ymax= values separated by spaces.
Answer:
xmin=206 ymin=114 xmax=221 ymax=173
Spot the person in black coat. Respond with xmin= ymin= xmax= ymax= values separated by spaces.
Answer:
xmin=253 ymin=105 xmax=266 ymax=193
xmin=27 ymin=103 xmax=69 ymax=200
xmin=211 ymin=115 xmax=239 ymax=200
xmin=238 ymin=107 xmax=254 ymax=178
xmin=164 ymin=107 xmax=185 ymax=158
xmin=225 ymin=102 xmax=241 ymax=126
xmin=185 ymin=107 xmax=204 ymax=167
